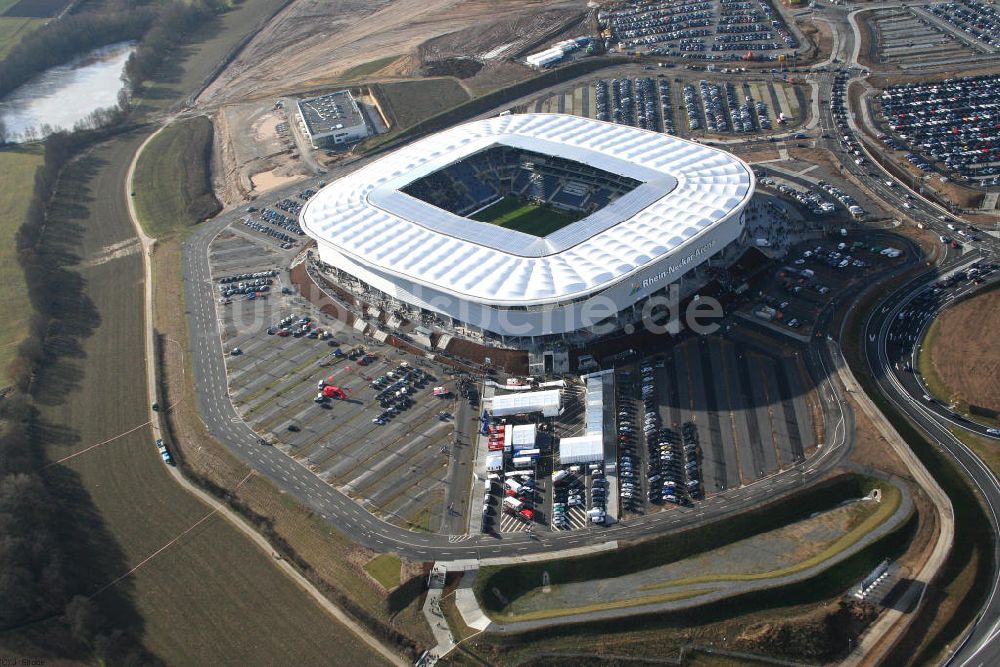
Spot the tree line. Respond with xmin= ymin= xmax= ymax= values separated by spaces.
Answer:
xmin=0 ymin=9 xmax=153 ymax=101
xmin=0 ymin=0 xmax=229 ymax=106
xmin=1 ymin=128 xmax=161 ymax=664
xmin=0 ymin=1 xmax=232 ymax=662
xmin=123 ymin=0 xmax=228 ymax=91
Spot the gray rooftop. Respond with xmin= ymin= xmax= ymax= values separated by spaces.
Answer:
xmin=298 ymin=90 xmax=364 ymax=136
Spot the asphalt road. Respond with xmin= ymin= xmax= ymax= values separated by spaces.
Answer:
xmin=814 ymin=18 xmax=1000 ymax=662
xmin=180 ymin=199 xmax=853 ymax=561
xmin=174 ymin=19 xmax=1000 ymax=657
xmin=863 ymin=259 xmax=1000 ymax=667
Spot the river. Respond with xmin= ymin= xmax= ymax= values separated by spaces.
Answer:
xmin=0 ymin=41 xmax=135 ymax=142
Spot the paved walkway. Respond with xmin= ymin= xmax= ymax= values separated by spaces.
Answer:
xmin=831 ymin=342 xmax=955 ymax=667
xmin=422 ymin=565 xmax=455 ymax=663
xmin=456 ymin=570 xmax=492 ymax=631
xmin=471 ymin=481 xmax=913 ymax=635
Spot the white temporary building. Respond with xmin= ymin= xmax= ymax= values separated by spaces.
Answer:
xmin=526 ymin=47 xmax=565 ymax=68
xmin=485 ymin=453 xmax=503 ymax=471
xmin=492 ymin=390 xmax=562 ymax=418
xmin=525 ymin=38 xmax=586 ymax=68
xmin=559 ymin=435 xmax=604 ymax=465
xmin=511 ymin=424 xmax=537 ymax=450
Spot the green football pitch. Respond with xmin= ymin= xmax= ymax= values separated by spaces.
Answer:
xmin=470 ymin=196 xmax=582 ymax=237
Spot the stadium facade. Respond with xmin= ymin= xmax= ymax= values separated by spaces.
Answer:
xmin=300 ymin=114 xmax=754 ymax=346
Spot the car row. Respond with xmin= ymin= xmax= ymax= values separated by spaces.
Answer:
xmin=878 ymin=75 xmax=1000 ymax=186
xmin=155 ymin=438 xmax=173 ymax=465
xmin=267 ymin=314 xmax=337 ymax=340
xmin=370 ymin=363 xmax=428 ymax=424
xmin=634 ymin=76 xmax=663 ymax=132
xmin=632 ymin=360 xmax=703 ymax=504
xmin=926 ymin=1 xmax=1000 ymax=50
xmin=552 ymin=471 xmax=586 ymax=529
xmin=218 ymin=269 xmax=278 ymax=284
xmin=650 ymin=423 xmax=701 ymax=505
xmin=725 ymin=82 xmax=756 ymax=133
xmin=219 ymin=276 xmax=273 ymax=298
xmin=816 ymin=180 xmax=865 ymax=218
xmin=757 ymin=177 xmax=836 ymax=216
xmin=611 ymin=78 xmax=636 ymax=126
xmin=658 ymin=79 xmax=676 ymax=134
xmin=260 ymin=207 xmax=306 ymax=236
xmin=274 ymin=198 xmax=303 ymax=216
xmin=241 ymin=218 xmax=298 ymax=248
xmin=599 ymin=0 xmax=795 ymax=56
xmin=498 ymin=473 xmax=538 ymax=528
xmin=616 ymin=372 xmax=643 ymax=514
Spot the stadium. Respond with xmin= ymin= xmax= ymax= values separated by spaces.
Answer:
xmin=300 ymin=113 xmax=754 ymax=349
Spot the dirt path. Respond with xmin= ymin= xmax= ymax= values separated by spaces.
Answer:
xmin=126 ymin=123 xmax=407 ymax=667
xmin=196 ymin=0 xmax=583 ymax=108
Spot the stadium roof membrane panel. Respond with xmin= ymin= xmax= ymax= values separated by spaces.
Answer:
xmin=300 ymin=113 xmax=753 ymax=305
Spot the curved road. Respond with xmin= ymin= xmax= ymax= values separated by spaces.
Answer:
xmin=180 ymin=203 xmax=853 ymax=561
xmin=864 ymin=259 xmax=1000 ymax=667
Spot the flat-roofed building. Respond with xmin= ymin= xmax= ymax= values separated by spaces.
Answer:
xmin=296 ymin=90 xmax=369 ymax=149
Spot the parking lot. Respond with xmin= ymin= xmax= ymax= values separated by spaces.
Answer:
xmin=481 ymin=320 xmax=823 ymax=535
xmin=224 ymin=316 xmax=465 ymax=531
xmin=877 ymin=75 xmax=1000 ymax=188
xmin=481 ymin=384 xmax=595 ymax=535
xmin=923 ymin=1 xmax=1000 ymax=52
xmin=867 ymin=6 xmax=994 ymax=72
xmin=756 ymin=173 xmax=866 ymax=219
xmin=598 ymin=0 xmax=797 ymax=61
xmin=527 ymin=71 xmax=803 ymax=137
xmin=209 ymin=194 xmax=477 ymax=533
xmin=740 ymin=235 xmax=907 ymax=338
xmin=612 ymin=332 xmax=816 ymax=519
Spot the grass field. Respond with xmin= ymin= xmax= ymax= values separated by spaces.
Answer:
xmin=364 ymin=554 xmax=402 ymax=590
xmin=342 ymin=55 xmax=399 ymax=79
xmin=642 ymin=484 xmax=901 ymax=590
xmin=475 ymin=475 xmax=878 ymax=615
xmin=133 ymin=116 xmax=220 ymax=238
xmin=0 ymin=16 xmax=42 ymax=58
xmin=150 ymin=239 xmax=434 ymax=651
xmin=135 ymin=0 xmax=287 ymax=115
xmin=488 ymin=484 xmax=900 ymax=622
xmin=450 ymin=512 xmax=915 ymax=666
xmin=30 ymin=136 xmax=387 ymax=665
xmin=376 ymin=78 xmax=470 ymax=133
xmin=3 ymin=0 xmax=69 ymax=18
xmin=470 ymin=196 xmax=581 ymax=237
xmin=0 ymin=145 xmax=43 ymax=388
xmin=924 ymin=288 xmax=1000 ymax=414
xmin=3 ymin=0 xmax=416 ymax=659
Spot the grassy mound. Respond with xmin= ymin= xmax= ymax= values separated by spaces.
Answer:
xmin=134 ymin=115 xmax=220 ymax=238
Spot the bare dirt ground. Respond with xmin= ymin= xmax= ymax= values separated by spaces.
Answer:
xmin=929 ymin=290 xmax=1000 ymax=412
xmin=729 ymin=147 xmax=781 ymax=164
xmin=213 ymin=99 xmax=308 ymax=206
xmin=195 ymin=0 xmax=586 ymax=108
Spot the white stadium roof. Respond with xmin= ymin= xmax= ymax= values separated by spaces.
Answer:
xmin=300 ymin=113 xmax=753 ymax=305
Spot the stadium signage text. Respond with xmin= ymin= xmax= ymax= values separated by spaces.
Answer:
xmin=633 ymin=240 xmax=717 ymax=294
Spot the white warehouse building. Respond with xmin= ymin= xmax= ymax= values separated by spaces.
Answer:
xmin=300 ymin=113 xmax=754 ymax=345
xmin=296 ymin=90 xmax=369 ymax=149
